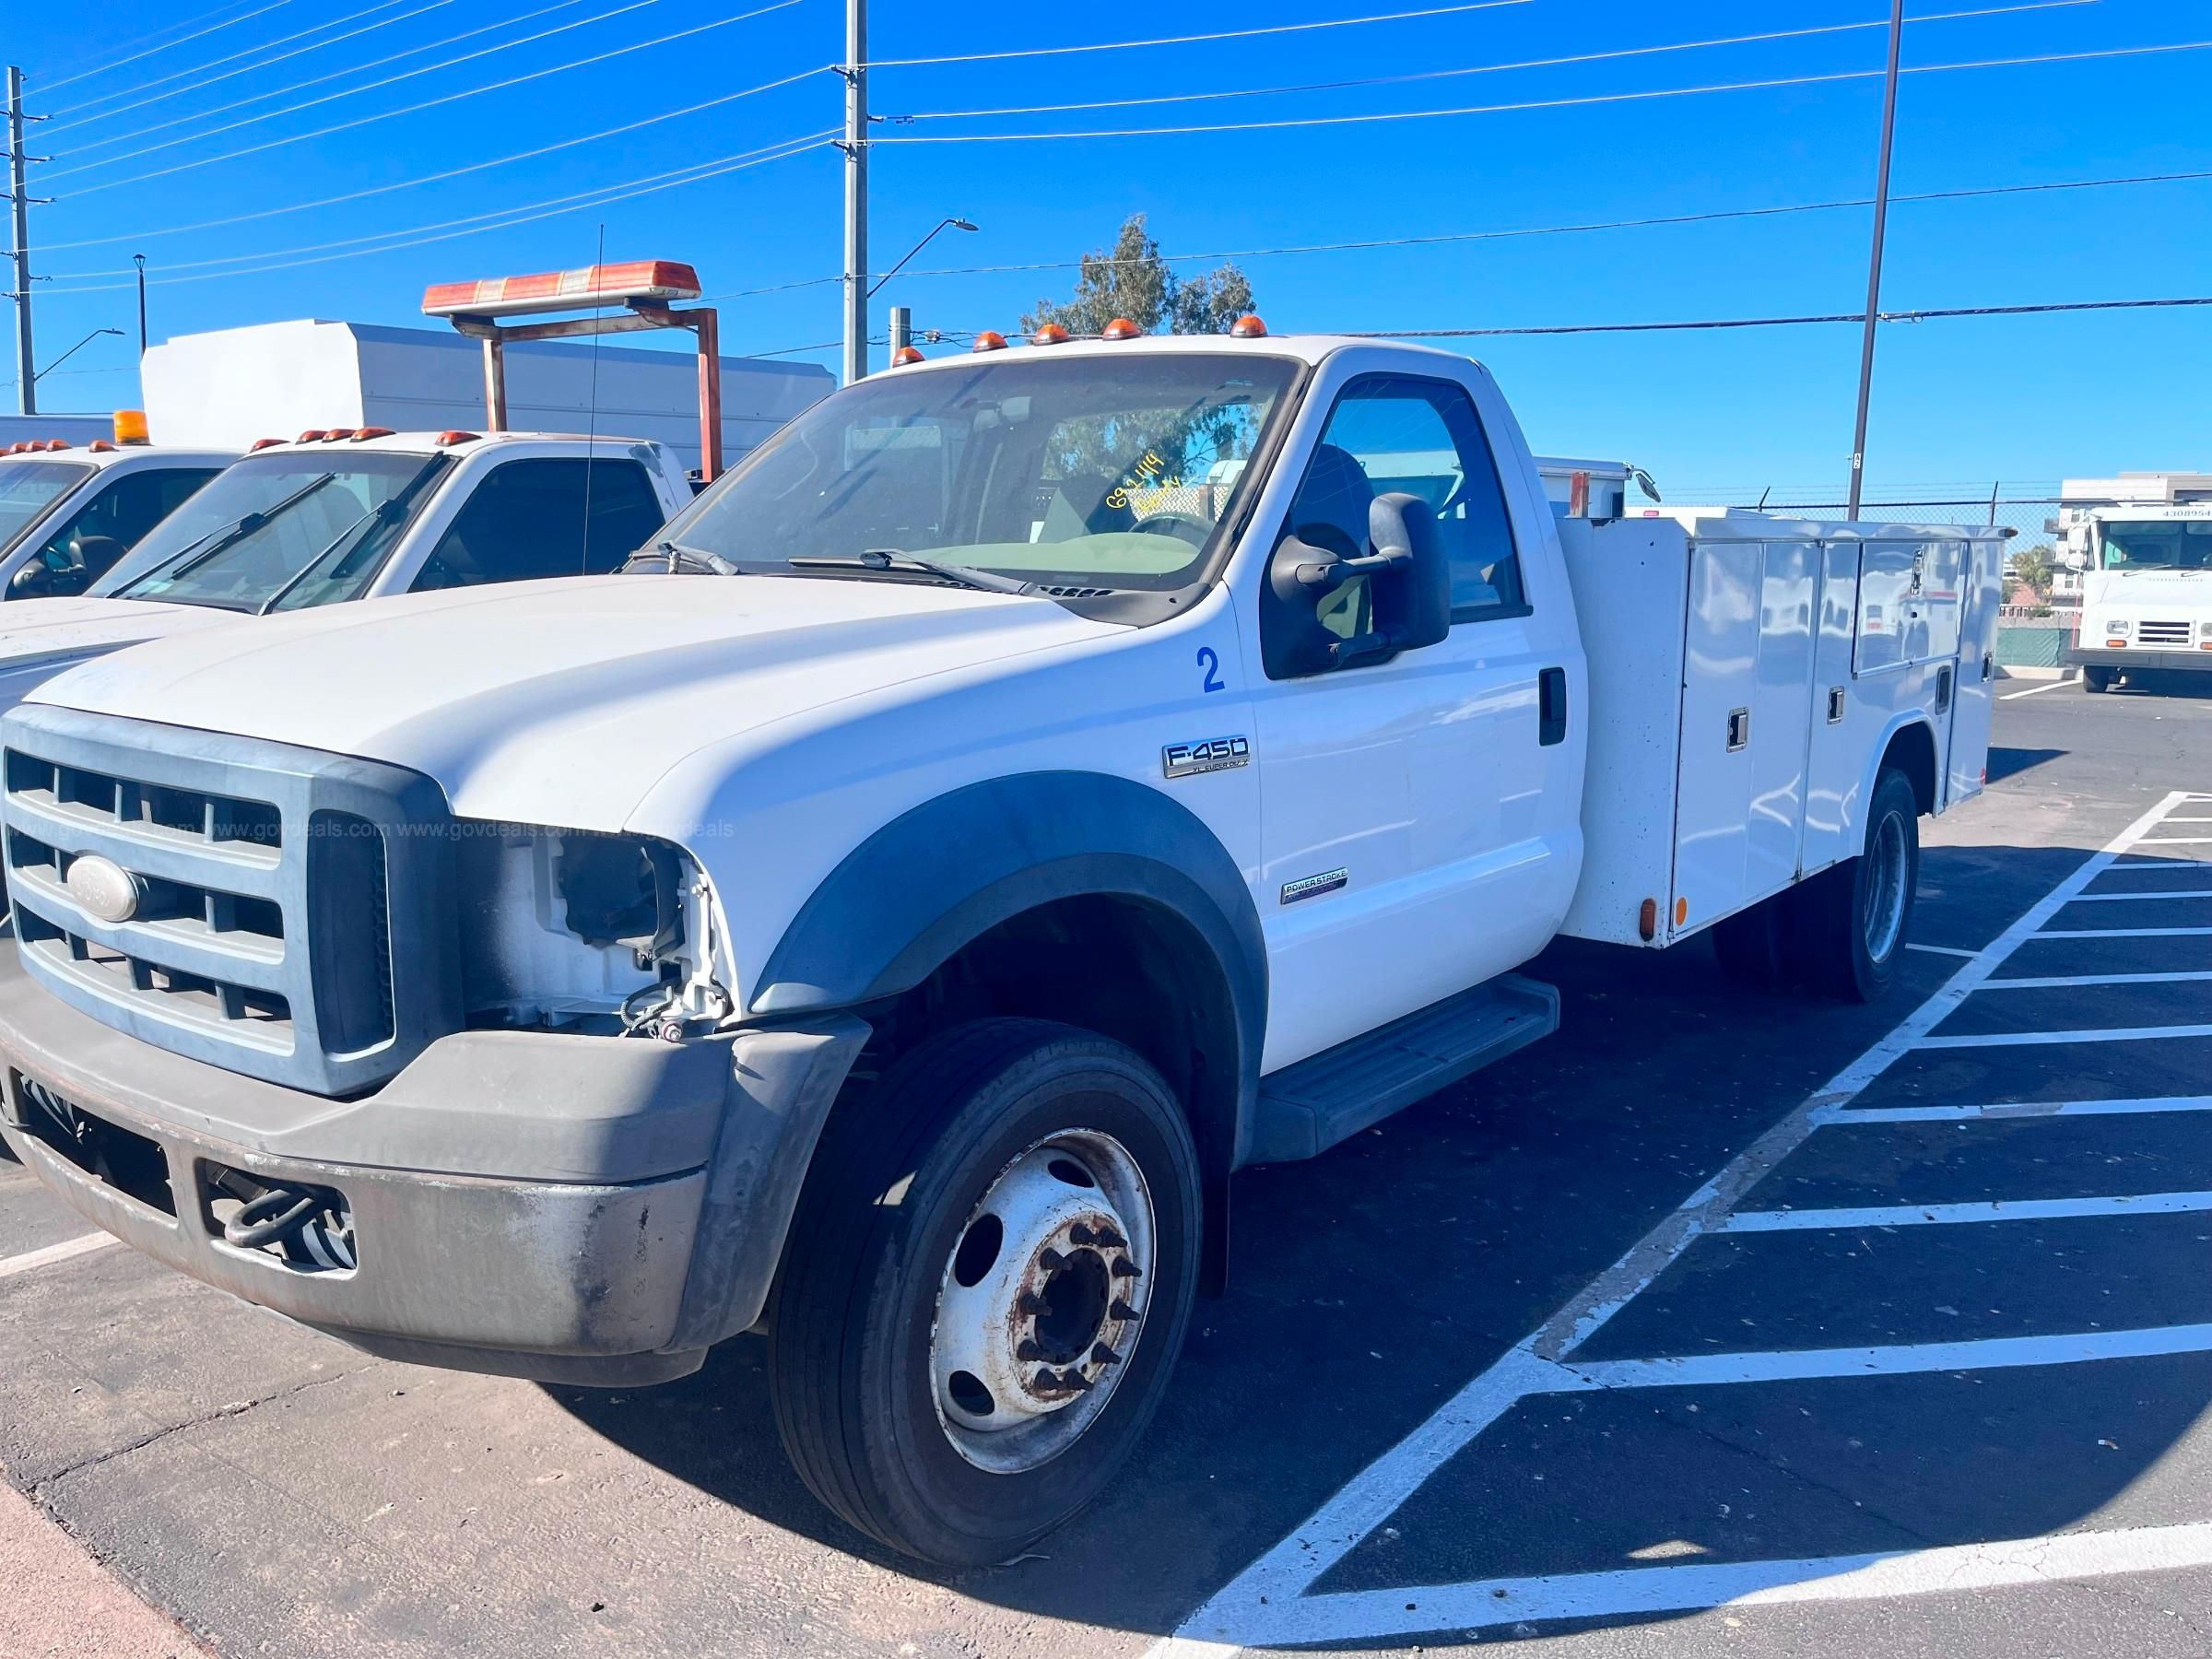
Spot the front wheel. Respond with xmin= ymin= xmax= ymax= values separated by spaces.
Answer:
xmin=2083 ymin=666 xmax=2114 ymax=694
xmin=767 ymin=1018 xmax=1201 ymax=1567
xmin=1786 ymin=766 xmax=1921 ymax=1002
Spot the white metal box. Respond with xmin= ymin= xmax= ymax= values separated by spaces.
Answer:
xmin=1558 ymin=513 xmax=2004 ymax=948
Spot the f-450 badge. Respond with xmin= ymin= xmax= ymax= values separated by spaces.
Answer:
xmin=1162 ymin=735 xmax=1251 ymax=779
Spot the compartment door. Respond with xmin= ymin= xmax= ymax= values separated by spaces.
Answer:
xmin=1670 ymin=540 xmax=1761 ymax=935
xmin=1744 ymin=537 xmax=1818 ymax=901
xmin=1947 ymin=536 xmax=2000 ymax=805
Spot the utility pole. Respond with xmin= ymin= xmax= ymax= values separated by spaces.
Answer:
xmin=6 ymin=65 xmax=45 ymax=418
xmin=887 ymin=305 xmax=911 ymax=359
xmin=1845 ymin=0 xmax=1905 ymax=522
xmin=134 ymin=254 xmax=148 ymax=358
xmin=840 ymin=0 xmax=867 ymax=386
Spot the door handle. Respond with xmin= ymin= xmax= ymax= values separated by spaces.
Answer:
xmin=1936 ymin=665 xmax=1954 ymax=713
xmin=1538 ymin=667 xmax=1568 ymax=747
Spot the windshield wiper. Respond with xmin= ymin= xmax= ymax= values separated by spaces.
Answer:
xmin=787 ymin=547 xmax=1036 ymax=596
xmin=112 ymin=473 xmax=340 ymax=596
xmin=620 ymin=538 xmax=744 ymax=577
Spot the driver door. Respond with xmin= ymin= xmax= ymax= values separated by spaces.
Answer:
xmin=1250 ymin=370 xmax=1569 ymax=1073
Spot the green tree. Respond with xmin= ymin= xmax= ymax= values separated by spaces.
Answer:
xmin=1022 ymin=214 xmax=1255 ymax=338
xmin=2009 ymin=542 xmax=2055 ymax=600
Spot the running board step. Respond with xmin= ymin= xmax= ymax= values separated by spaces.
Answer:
xmin=1248 ymin=973 xmax=1560 ymax=1164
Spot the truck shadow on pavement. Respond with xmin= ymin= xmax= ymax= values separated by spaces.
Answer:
xmin=557 ymin=840 xmax=2212 ymax=1644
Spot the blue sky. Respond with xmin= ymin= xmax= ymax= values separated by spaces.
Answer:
xmin=6 ymin=0 xmax=2207 ymax=496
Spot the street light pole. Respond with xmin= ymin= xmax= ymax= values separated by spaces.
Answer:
xmin=1845 ymin=0 xmax=1905 ymax=522
xmin=868 ymin=216 xmax=977 ymax=299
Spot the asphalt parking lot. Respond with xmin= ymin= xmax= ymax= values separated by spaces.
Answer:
xmin=4 ymin=671 xmax=2211 ymax=1659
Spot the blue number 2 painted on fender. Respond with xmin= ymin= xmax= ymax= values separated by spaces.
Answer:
xmin=1196 ymin=645 xmax=1225 ymax=694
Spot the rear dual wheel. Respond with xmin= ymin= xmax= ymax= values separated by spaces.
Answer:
xmin=768 ymin=1018 xmax=1200 ymax=1567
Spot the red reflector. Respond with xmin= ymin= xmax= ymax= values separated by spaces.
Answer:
xmin=891 ymin=346 xmax=925 ymax=366
xmin=1031 ymin=323 xmax=1071 ymax=346
xmin=1100 ymin=317 xmax=1143 ymax=340
xmin=1230 ymin=314 xmax=1268 ymax=338
xmin=1637 ymin=898 xmax=1657 ymax=942
xmin=971 ymin=331 xmax=1008 ymax=353
xmin=437 ymin=430 xmax=481 ymax=446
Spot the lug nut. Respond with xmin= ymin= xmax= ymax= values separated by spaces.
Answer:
xmin=1017 ymin=1339 xmax=1044 ymax=1361
xmin=1017 ymin=1290 xmax=1048 ymax=1316
xmin=1069 ymin=1222 xmax=1098 ymax=1247
xmin=1110 ymin=1298 xmax=1139 ymax=1321
xmin=1090 ymin=1342 xmax=1122 ymax=1367
xmin=1040 ymin=1247 xmax=1067 ymax=1271
xmin=1096 ymin=1226 xmax=1126 ymax=1250
xmin=1111 ymin=1258 xmax=1141 ymax=1279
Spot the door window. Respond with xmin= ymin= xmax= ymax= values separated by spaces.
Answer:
xmin=411 ymin=458 xmax=665 ymax=591
xmin=1290 ymin=375 xmax=1526 ymax=624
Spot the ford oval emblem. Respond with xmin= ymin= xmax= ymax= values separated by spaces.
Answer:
xmin=65 ymin=853 xmax=140 ymax=925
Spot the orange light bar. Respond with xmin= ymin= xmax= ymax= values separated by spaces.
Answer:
xmin=351 ymin=427 xmax=394 ymax=441
xmin=1230 ymin=314 xmax=1268 ymax=338
xmin=1101 ymin=317 xmax=1143 ymax=340
xmin=297 ymin=429 xmax=327 ymax=444
xmin=422 ymin=259 xmax=701 ymax=318
xmin=891 ymin=346 xmax=926 ymax=366
xmin=1031 ymin=323 xmax=1071 ymax=346
xmin=971 ymin=330 xmax=1008 ymax=353
xmin=251 ymin=437 xmax=285 ymax=451
xmin=436 ymin=429 xmax=481 ymax=446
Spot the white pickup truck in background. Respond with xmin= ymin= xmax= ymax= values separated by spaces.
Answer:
xmin=0 ymin=426 xmax=233 ymax=602
xmin=0 ymin=327 xmax=2003 ymax=1569
xmin=0 ymin=427 xmax=693 ymax=723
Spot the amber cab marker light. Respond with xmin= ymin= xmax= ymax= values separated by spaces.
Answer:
xmin=891 ymin=346 xmax=926 ymax=366
xmin=1230 ymin=314 xmax=1268 ymax=338
xmin=251 ymin=437 xmax=285 ymax=451
xmin=297 ymin=429 xmax=328 ymax=444
xmin=351 ymin=427 xmax=394 ymax=441
xmin=1031 ymin=323 xmax=1071 ymax=346
xmin=322 ymin=429 xmax=357 ymax=441
xmin=43 ymin=438 xmax=69 ymax=451
xmin=87 ymin=440 xmax=114 ymax=453
xmin=971 ymin=330 xmax=1009 ymax=353
xmin=1101 ymin=317 xmax=1143 ymax=340
xmin=1674 ymin=897 xmax=1689 ymax=926
xmin=436 ymin=430 xmax=481 ymax=446
xmin=112 ymin=409 xmax=151 ymax=445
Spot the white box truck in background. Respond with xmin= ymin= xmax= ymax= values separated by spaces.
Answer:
xmin=2056 ymin=474 xmax=2212 ymax=689
xmin=140 ymin=318 xmax=832 ymax=475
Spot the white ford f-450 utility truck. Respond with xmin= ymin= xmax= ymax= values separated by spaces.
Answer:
xmin=0 ymin=330 xmax=2002 ymax=1566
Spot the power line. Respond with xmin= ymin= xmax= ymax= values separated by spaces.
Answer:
xmin=32 ymin=2 xmax=290 ymax=99
xmin=858 ymin=165 xmax=2212 ymax=284
xmin=50 ymin=0 xmax=465 ymax=143
xmin=888 ymin=1 xmax=2088 ymax=124
xmin=43 ymin=133 xmax=838 ymax=293
xmin=34 ymin=63 xmax=836 ymax=254
xmin=1353 ymin=295 xmax=2212 ymax=338
xmin=47 ymin=0 xmax=668 ymax=185
xmin=49 ymin=77 xmax=833 ymax=278
xmin=876 ymin=37 xmax=2212 ymax=146
xmin=864 ymin=0 xmax=1531 ymax=68
xmin=45 ymin=0 xmax=426 ymax=128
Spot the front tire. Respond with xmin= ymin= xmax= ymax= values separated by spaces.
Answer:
xmin=2083 ymin=666 xmax=2113 ymax=694
xmin=1787 ymin=766 xmax=1920 ymax=1002
xmin=767 ymin=1018 xmax=1201 ymax=1567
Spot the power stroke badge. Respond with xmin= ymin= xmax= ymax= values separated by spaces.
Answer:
xmin=1162 ymin=735 xmax=1250 ymax=779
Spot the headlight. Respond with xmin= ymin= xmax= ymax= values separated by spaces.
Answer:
xmin=453 ymin=823 xmax=730 ymax=1035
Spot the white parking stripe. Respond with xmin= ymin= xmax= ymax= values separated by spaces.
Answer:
xmin=1719 ymin=1191 xmax=2212 ymax=1233
xmin=2110 ymin=857 xmax=2212 ymax=871
xmin=2137 ymin=838 xmax=2212 ymax=847
xmin=1818 ymin=1096 xmax=2212 ymax=1124
xmin=1905 ymin=942 xmax=1980 ymax=959
xmin=2036 ymin=925 xmax=2212 ymax=939
xmin=1147 ymin=789 xmax=2202 ymax=1658
xmin=1571 ymin=1324 xmax=2212 ymax=1390
xmin=1982 ymin=971 xmax=2212 ymax=988
xmin=0 ymin=1232 xmax=118 ymax=1281
xmin=1999 ymin=675 xmax=2076 ymax=700
xmin=1220 ymin=1523 xmax=2212 ymax=1649
xmin=2069 ymin=888 xmax=2212 ymax=901
xmin=1917 ymin=1023 xmax=2212 ymax=1049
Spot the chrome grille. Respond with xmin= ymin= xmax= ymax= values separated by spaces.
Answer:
xmin=2138 ymin=620 xmax=2192 ymax=646
xmin=2 ymin=705 xmax=461 ymax=1095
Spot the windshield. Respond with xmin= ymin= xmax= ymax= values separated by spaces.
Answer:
xmin=2099 ymin=520 xmax=2212 ymax=571
xmin=0 ymin=461 xmax=94 ymax=556
xmin=99 ymin=451 xmax=444 ymax=610
xmin=655 ymin=353 xmax=1300 ymax=596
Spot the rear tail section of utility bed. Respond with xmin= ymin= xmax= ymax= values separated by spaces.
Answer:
xmin=1557 ymin=510 xmax=2006 ymax=949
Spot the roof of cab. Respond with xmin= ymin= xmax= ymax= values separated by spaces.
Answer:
xmin=878 ymin=331 xmax=1473 ymax=374
xmin=245 ymin=429 xmax=658 ymax=457
xmin=0 ymin=441 xmax=235 ymax=469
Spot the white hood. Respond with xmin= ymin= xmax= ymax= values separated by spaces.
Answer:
xmin=28 ymin=574 xmax=1120 ymax=830
xmin=0 ymin=594 xmax=221 ymax=673
xmin=2085 ymin=569 xmax=2212 ymax=605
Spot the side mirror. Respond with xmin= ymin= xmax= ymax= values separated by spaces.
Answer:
xmin=1261 ymin=491 xmax=1452 ymax=678
xmin=2061 ymin=548 xmax=2088 ymax=572
xmin=7 ymin=562 xmax=54 ymax=601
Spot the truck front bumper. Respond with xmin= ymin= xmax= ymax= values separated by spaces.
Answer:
xmin=0 ymin=952 xmax=865 ymax=1386
xmin=2066 ymin=645 xmax=2212 ymax=671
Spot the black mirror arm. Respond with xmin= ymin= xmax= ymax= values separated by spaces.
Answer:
xmin=1292 ymin=546 xmax=1411 ymax=594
